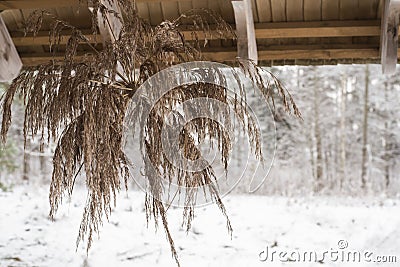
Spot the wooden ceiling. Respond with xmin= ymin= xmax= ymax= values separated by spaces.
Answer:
xmin=0 ymin=0 xmax=389 ymax=67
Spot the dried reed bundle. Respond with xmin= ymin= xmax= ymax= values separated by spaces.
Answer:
xmin=1 ymin=1 xmax=300 ymax=265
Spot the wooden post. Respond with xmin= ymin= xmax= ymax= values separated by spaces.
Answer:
xmin=380 ymin=0 xmax=400 ymax=74
xmin=231 ymin=0 xmax=258 ymax=63
xmin=0 ymin=15 xmax=22 ymax=82
xmin=89 ymin=0 xmax=123 ymax=44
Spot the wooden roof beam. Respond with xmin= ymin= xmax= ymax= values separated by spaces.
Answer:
xmin=89 ymin=0 xmax=123 ymax=43
xmin=11 ymin=20 xmax=384 ymax=47
xmin=380 ymin=0 xmax=400 ymax=74
xmin=20 ymin=45 xmax=388 ymax=66
xmin=231 ymin=0 xmax=258 ymax=63
xmin=0 ymin=15 xmax=22 ymax=82
xmin=202 ymin=48 xmax=382 ymax=62
xmin=255 ymin=20 xmax=381 ymax=38
xmin=0 ymin=0 xmax=191 ymax=10
xmin=0 ymin=0 xmax=84 ymax=10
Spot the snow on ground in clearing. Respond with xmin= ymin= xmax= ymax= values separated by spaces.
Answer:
xmin=0 ymin=185 xmax=399 ymax=267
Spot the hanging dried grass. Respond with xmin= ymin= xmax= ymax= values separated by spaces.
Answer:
xmin=1 ymin=1 xmax=300 ymax=266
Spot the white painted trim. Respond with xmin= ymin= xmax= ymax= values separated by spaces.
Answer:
xmin=380 ymin=0 xmax=400 ymax=74
xmin=231 ymin=0 xmax=258 ymax=63
xmin=0 ymin=14 xmax=22 ymax=82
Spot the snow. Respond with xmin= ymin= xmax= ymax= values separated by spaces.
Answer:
xmin=1 ymin=185 xmax=399 ymax=267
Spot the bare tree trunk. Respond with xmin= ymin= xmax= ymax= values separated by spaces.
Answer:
xmin=313 ymin=73 xmax=323 ymax=192
xmin=361 ymin=65 xmax=369 ymax=189
xmin=325 ymin=149 xmax=331 ymax=187
xmin=383 ymin=81 xmax=390 ymax=188
xmin=39 ymin=141 xmax=47 ymax=182
xmin=308 ymin=126 xmax=316 ymax=181
xmin=339 ymin=75 xmax=347 ymax=189
xmin=334 ymin=84 xmax=340 ymax=189
xmin=22 ymin=139 xmax=30 ymax=181
xmin=299 ymin=67 xmax=315 ymax=182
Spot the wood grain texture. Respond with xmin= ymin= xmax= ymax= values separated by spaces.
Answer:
xmin=161 ymin=2 xmax=179 ymax=21
xmin=380 ymin=0 xmax=400 ymax=74
xmin=340 ymin=0 xmax=358 ymax=20
xmin=147 ymin=2 xmax=164 ymax=25
xmin=136 ymin=2 xmax=151 ymax=22
xmin=20 ymin=47 xmax=384 ymax=66
xmin=286 ymin=0 xmax=303 ymax=21
xmin=322 ymin=0 xmax=339 ymax=20
xmin=0 ymin=15 xmax=22 ymax=81
xmin=0 ymin=0 xmax=192 ymax=10
xmin=232 ymin=0 xmax=258 ymax=62
xmin=10 ymin=20 xmax=382 ymax=47
xmin=358 ymin=0 xmax=380 ymax=19
xmin=270 ymin=0 xmax=286 ymax=22
xmin=255 ymin=0 xmax=272 ymax=22
xmin=218 ymin=0 xmax=235 ymax=23
xmin=304 ymin=0 xmax=322 ymax=21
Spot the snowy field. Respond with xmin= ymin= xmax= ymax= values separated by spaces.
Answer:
xmin=1 ymin=185 xmax=399 ymax=267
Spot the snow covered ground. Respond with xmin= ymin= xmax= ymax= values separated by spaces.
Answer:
xmin=1 ymin=185 xmax=399 ymax=267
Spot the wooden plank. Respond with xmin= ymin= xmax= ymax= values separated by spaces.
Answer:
xmin=147 ymin=2 xmax=164 ymax=25
xmin=202 ymin=47 xmax=382 ymax=61
xmin=254 ymin=20 xmax=381 ymax=38
xmin=161 ymin=2 xmax=180 ymax=21
xmin=69 ymin=7 xmax=93 ymax=29
xmin=380 ymin=0 xmax=400 ymax=74
xmin=20 ymin=48 xmax=382 ymax=66
xmin=255 ymin=0 xmax=272 ymax=22
xmin=11 ymin=20 xmax=383 ymax=47
xmin=177 ymin=1 xmax=193 ymax=14
xmin=304 ymin=0 xmax=322 ymax=21
xmin=54 ymin=7 xmax=73 ymax=25
xmin=377 ymin=0 xmax=384 ymax=19
xmin=20 ymin=53 xmax=88 ymax=66
xmin=250 ymin=0 xmax=259 ymax=23
xmin=91 ymin=0 xmax=123 ymax=43
xmin=139 ymin=0 xmax=192 ymax=1
xmin=258 ymin=48 xmax=380 ymax=60
xmin=340 ymin=0 xmax=358 ymax=20
xmin=270 ymin=0 xmax=286 ymax=22
xmin=286 ymin=0 xmax=303 ymax=21
xmin=136 ymin=2 xmax=151 ymax=22
xmin=208 ymin=0 xmax=222 ymax=18
xmin=358 ymin=0 xmax=380 ymax=19
xmin=0 ymin=0 xmax=191 ymax=10
xmin=257 ymin=43 xmax=379 ymax=50
xmin=0 ymin=10 xmax=23 ymax=31
xmin=192 ymin=0 xmax=208 ymax=9
xmin=0 ymin=0 xmax=82 ymax=10
xmin=231 ymin=0 xmax=258 ymax=62
xmin=322 ymin=0 xmax=339 ymax=20
xmin=218 ymin=0 xmax=235 ymax=23
xmin=11 ymin=30 xmax=95 ymax=46
xmin=203 ymin=49 xmax=379 ymax=62
xmin=0 ymin=15 xmax=22 ymax=81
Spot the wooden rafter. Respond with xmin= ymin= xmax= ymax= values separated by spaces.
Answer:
xmin=0 ymin=15 xmax=22 ymax=82
xmin=0 ymin=0 xmax=191 ymax=10
xmin=231 ymin=0 xmax=258 ymax=63
xmin=11 ymin=20 xmax=384 ymax=47
xmin=255 ymin=20 xmax=381 ymax=38
xmin=380 ymin=0 xmax=400 ymax=74
xmin=203 ymin=48 xmax=381 ymax=62
xmin=2 ymin=0 xmax=395 ymax=68
xmin=19 ymin=45 xmax=384 ymax=66
xmin=88 ymin=0 xmax=123 ymax=43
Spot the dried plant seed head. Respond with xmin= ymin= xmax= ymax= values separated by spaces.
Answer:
xmin=0 ymin=3 xmax=300 ymax=267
